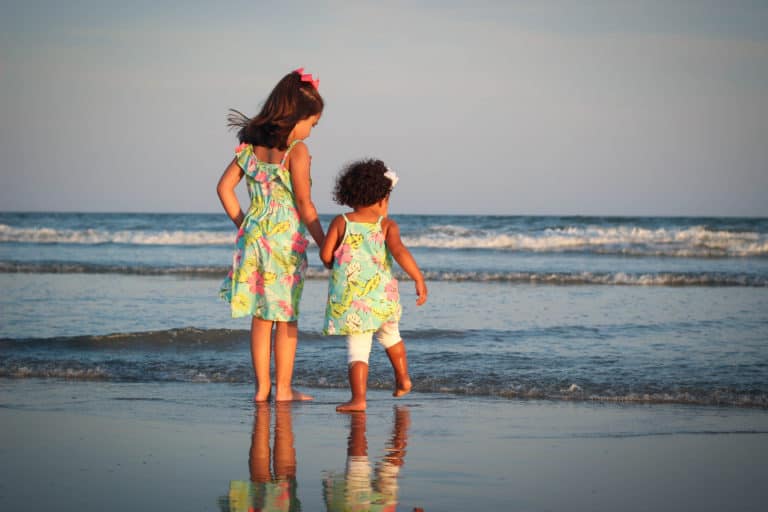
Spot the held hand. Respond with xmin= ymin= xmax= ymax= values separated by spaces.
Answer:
xmin=415 ymin=280 xmax=428 ymax=306
xmin=234 ymin=211 xmax=245 ymax=228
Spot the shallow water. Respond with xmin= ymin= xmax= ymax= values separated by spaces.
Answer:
xmin=2 ymin=274 xmax=766 ymax=407
xmin=1 ymin=212 xmax=767 ymax=407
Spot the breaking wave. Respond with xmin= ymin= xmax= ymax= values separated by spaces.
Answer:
xmin=1 ymin=261 xmax=765 ymax=286
xmin=3 ymin=223 xmax=767 ymax=257
xmin=0 ymin=224 xmax=232 ymax=246
xmin=2 ymin=327 xmax=766 ymax=408
xmin=403 ymin=225 xmax=768 ymax=257
xmin=2 ymin=362 xmax=764 ymax=408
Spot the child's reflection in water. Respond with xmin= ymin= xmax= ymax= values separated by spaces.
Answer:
xmin=323 ymin=406 xmax=412 ymax=512
xmin=222 ymin=403 xmax=300 ymax=512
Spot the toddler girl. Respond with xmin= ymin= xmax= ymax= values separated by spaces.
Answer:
xmin=218 ymin=68 xmax=325 ymax=402
xmin=320 ymin=159 xmax=427 ymax=411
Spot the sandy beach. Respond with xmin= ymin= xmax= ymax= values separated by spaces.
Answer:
xmin=1 ymin=378 xmax=767 ymax=511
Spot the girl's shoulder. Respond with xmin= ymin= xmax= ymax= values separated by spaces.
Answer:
xmin=288 ymin=139 xmax=308 ymax=151
xmin=381 ymin=216 xmax=400 ymax=240
xmin=328 ymin=214 xmax=348 ymax=236
xmin=283 ymin=140 xmax=311 ymax=174
xmin=285 ymin=139 xmax=309 ymax=159
xmin=381 ymin=216 xmax=398 ymax=229
xmin=234 ymin=142 xmax=253 ymax=156
xmin=327 ymin=214 xmax=345 ymax=227
xmin=234 ymin=143 xmax=256 ymax=172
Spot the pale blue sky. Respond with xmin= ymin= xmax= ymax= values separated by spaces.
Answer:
xmin=1 ymin=1 xmax=767 ymax=215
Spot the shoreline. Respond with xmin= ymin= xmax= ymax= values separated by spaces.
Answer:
xmin=2 ymin=379 xmax=767 ymax=511
xmin=2 ymin=374 xmax=766 ymax=410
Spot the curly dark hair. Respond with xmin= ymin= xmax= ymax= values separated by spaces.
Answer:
xmin=227 ymin=70 xmax=324 ymax=150
xmin=333 ymin=159 xmax=393 ymax=208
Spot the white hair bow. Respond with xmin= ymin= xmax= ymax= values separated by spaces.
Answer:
xmin=384 ymin=168 xmax=399 ymax=189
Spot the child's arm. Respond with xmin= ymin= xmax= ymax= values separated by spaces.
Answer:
xmin=217 ymin=158 xmax=245 ymax=228
xmin=288 ymin=142 xmax=325 ymax=247
xmin=320 ymin=216 xmax=345 ymax=269
xmin=384 ymin=219 xmax=427 ymax=306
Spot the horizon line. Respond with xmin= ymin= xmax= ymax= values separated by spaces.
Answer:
xmin=1 ymin=210 xmax=766 ymax=220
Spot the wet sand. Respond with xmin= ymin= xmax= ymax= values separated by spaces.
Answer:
xmin=1 ymin=379 xmax=767 ymax=511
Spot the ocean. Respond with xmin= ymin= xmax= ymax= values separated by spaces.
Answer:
xmin=1 ymin=212 xmax=767 ymax=407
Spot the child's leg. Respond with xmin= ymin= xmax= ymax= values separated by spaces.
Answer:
xmin=274 ymin=321 xmax=313 ymax=401
xmin=336 ymin=333 xmax=373 ymax=412
xmin=250 ymin=317 xmax=274 ymax=401
xmin=378 ymin=322 xmax=412 ymax=397
xmin=385 ymin=342 xmax=412 ymax=397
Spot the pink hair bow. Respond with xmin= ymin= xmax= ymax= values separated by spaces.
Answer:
xmin=294 ymin=67 xmax=320 ymax=90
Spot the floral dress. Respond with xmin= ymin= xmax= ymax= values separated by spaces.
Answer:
xmin=226 ymin=479 xmax=300 ymax=512
xmin=323 ymin=215 xmax=401 ymax=335
xmin=220 ymin=141 xmax=309 ymax=321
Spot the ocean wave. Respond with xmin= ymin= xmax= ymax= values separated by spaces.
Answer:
xmin=420 ymin=270 xmax=768 ymax=286
xmin=0 ymin=323 xmax=732 ymax=349
xmin=403 ymin=225 xmax=768 ymax=257
xmin=0 ymin=224 xmax=233 ymax=246
xmin=1 ymin=362 xmax=764 ymax=408
xmin=3 ymin=327 xmax=765 ymax=408
xmin=393 ymin=380 xmax=768 ymax=408
xmin=0 ymin=327 xmax=477 ymax=350
xmin=0 ymin=261 xmax=230 ymax=277
xmin=3 ymin=222 xmax=767 ymax=257
xmin=2 ymin=261 xmax=766 ymax=286
xmin=0 ymin=327 xmax=510 ymax=351
xmin=0 ymin=327 xmax=255 ymax=349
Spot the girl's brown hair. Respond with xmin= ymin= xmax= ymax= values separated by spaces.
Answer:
xmin=227 ymin=70 xmax=324 ymax=150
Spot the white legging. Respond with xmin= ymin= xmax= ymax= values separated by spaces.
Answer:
xmin=346 ymin=321 xmax=402 ymax=364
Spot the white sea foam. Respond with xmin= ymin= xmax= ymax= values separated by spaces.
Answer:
xmin=402 ymin=225 xmax=768 ymax=257
xmin=0 ymin=224 xmax=233 ymax=246
xmin=2 ymin=222 xmax=766 ymax=256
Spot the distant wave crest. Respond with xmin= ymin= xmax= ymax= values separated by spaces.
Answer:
xmin=0 ymin=224 xmax=233 ymax=246
xmin=403 ymin=224 xmax=768 ymax=257
xmin=3 ymin=223 xmax=766 ymax=257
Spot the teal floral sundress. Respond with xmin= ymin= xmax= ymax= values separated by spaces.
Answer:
xmin=323 ymin=215 xmax=401 ymax=335
xmin=219 ymin=141 xmax=310 ymax=321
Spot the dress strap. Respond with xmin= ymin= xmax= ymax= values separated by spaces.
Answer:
xmin=341 ymin=213 xmax=349 ymax=222
xmin=250 ymin=144 xmax=259 ymax=164
xmin=280 ymin=139 xmax=303 ymax=167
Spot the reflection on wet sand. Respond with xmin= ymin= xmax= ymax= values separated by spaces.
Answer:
xmin=220 ymin=403 xmax=300 ymax=512
xmin=219 ymin=404 xmax=420 ymax=511
xmin=323 ymin=406 xmax=414 ymax=511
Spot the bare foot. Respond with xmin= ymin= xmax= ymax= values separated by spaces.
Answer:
xmin=336 ymin=399 xmax=367 ymax=412
xmin=275 ymin=387 xmax=314 ymax=402
xmin=393 ymin=376 xmax=412 ymax=397
xmin=254 ymin=389 xmax=271 ymax=402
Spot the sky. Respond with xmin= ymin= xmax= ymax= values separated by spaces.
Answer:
xmin=1 ymin=0 xmax=767 ymax=216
